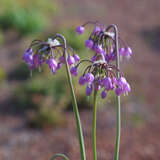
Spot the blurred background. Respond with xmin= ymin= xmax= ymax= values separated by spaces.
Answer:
xmin=0 ymin=0 xmax=160 ymax=160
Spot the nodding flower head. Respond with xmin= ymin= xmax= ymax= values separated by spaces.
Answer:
xmin=76 ymin=21 xmax=133 ymax=61
xmin=75 ymin=21 xmax=132 ymax=98
xmin=22 ymin=36 xmax=80 ymax=76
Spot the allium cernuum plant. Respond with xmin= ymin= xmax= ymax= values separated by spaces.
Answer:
xmin=22 ymin=34 xmax=86 ymax=160
xmin=75 ymin=22 xmax=132 ymax=99
xmin=22 ymin=21 xmax=133 ymax=160
xmin=75 ymin=21 xmax=132 ymax=160
xmin=22 ymin=38 xmax=80 ymax=76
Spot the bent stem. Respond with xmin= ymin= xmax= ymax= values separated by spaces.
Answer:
xmin=50 ymin=153 xmax=70 ymax=160
xmin=55 ymin=34 xmax=86 ymax=160
xmin=92 ymin=90 xmax=98 ymax=160
xmin=110 ymin=25 xmax=121 ymax=160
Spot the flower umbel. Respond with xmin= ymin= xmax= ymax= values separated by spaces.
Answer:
xmin=22 ymin=37 xmax=80 ymax=75
xmin=75 ymin=21 xmax=131 ymax=98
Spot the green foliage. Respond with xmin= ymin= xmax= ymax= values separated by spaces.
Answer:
xmin=130 ymin=113 xmax=145 ymax=127
xmin=13 ymin=70 xmax=67 ymax=110
xmin=0 ymin=29 xmax=4 ymax=45
xmin=12 ymin=68 xmax=69 ymax=128
xmin=0 ymin=0 xmax=58 ymax=35
xmin=0 ymin=67 xmax=6 ymax=82
xmin=60 ymin=28 xmax=88 ymax=52
xmin=8 ymin=63 xmax=34 ymax=81
xmin=28 ymin=108 xmax=65 ymax=129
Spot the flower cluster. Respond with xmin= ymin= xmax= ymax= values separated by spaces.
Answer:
xmin=74 ymin=22 xmax=132 ymax=98
xmin=76 ymin=22 xmax=133 ymax=61
xmin=22 ymin=38 xmax=80 ymax=75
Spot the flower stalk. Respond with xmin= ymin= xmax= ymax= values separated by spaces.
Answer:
xmin=22 ymin=21 xmax=132 ymax=160
xmin=76 ymin=21 xmax=132 ymax=160
xmin=22 ymin=33 xmax=86 ymax=160
xmin=108 ymin=25 xmax=121 ymax=160
xmin=92 ymin=90 xmax=98 ymax=160
xmin=55 ymin=34 xmax=86 ymax=160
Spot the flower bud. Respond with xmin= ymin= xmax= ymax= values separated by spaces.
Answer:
xmin=76 ymin=26 xmax=85 ymax=35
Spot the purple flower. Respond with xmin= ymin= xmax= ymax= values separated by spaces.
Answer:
xmin=102 ymin=77 xmax=112 ymax=90
xmin=110 ymin=52 xmax=116 ymax=61
xmin=115 ymin=87 xmax=123 ymax=96
xmin=125 ymin=47 xmax=132 ymax=59
xmin=85 ymin=73 xmax=94 ymax=83
xmin=33 ymin=54 xmax=39 ymax=66
xmin=73 ymin=54 xmax=80 ymax=62
xmin=22 ymin=48 xmax=33 ymax=64
xmin=93 ymin=26 xmax=101 ymax=33
xmin=46 ymin=58 xmax=58 ymax=70
xmin=116 ymin=77 xmax=131 ymax=95
xmin=79 ymin=76 xmax=86 ymax=85
xmin=112 ymin=77 xmax=117 ymax=85
xmin=117 ymin=77 xmax=127 ymax=86
xmin=101 ymin=90 xmax=107 ymax=99
xmin=86 ymin=84 xmax=93 ymax=96
xmin=95 ymin=84 xmax=101 ymax=91
xmin=91 ymin=55 xmax=97 ymax=62
xmin=67 ymin=55 xmax=75 ymax=65
xmin=94 ymin=79 xmax=102 ymax=91
xmin=85 ymin=39 xmax=94 ymax=49
xmin=56 ymin=63 xmax=62 ymax=70
xmin=105 ymin=54 xmax=111 ymax=63
xmin=126 ymin=47 xmax=132 ymax=55
xmin=51 ymin=68 xmax=57 ymax=74
xmin=94 ymin=45 xmax=104 ymax=54
xmin=123 ymin=83 xmax=131 ymax=94
xmin=70 ymin=67 xmax=78 ymax=76
xmin=33 ymin=54 xmax=44 ymax=67
xmin=119 ymin=47 xmax=132 ymax=57
xmin=29 ymin=63 xmax=36 ymax=70
xmin=76 ymin=26 xmax=85 ymax=35
xmin=119 ymin=48 xmax=125 ymax=56
xmin=59 ymin=56 xmax=65 ymax=64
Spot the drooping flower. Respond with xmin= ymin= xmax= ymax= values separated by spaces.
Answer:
xmin=94 ymin=45 xmax=104 ymax=55
xmin=85 ymin=39 xmax=94 ymax=49
xmin=73 ymin=54 xmax=80 ymax=62
xmin=101 ymin=90 xmax=107 ymax=99
xmin=70 ymin=67 xmax=78 ymax=76
xmin=76 ymin=26 xmax=85 ymax=35
xmin=59 ymin=56 xmax=65 ymax=64
xmin=22 ymin=48 xmax=33 ymax=65
xmin=85 ymin=73 xmax=94 ymax=83
xmin=93 ymin=26 xmax=101 ymax=34
xmin=79 ymin=76 xmax=86 ymax=85
xmin=86 ymin=84 xmax=93 ymax=96
xmin=67 ymin=55 xmax=75 ymax=65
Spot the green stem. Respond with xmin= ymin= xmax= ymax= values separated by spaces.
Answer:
xmin=50 ymin=153 xmax=70 ymax=160
xmin=114 ymin=96 xmax=121 ymax=160
xmin=109 ymin=25 xmax=121 ymax=160
xmin=92 ymin=90 xmax=98 ymax=160
xmin=55 ymin=34 xmax=86 ymax=160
